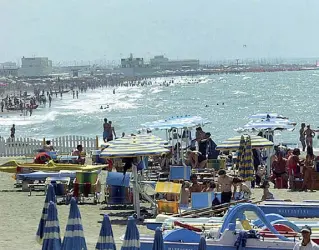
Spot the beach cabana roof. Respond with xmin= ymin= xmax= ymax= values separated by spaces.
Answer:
xmin=140 ymin=115 xmax=211 ymax=130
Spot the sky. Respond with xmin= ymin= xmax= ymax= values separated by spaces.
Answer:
xmin=1 ymin=0 xmax=319 ymax=64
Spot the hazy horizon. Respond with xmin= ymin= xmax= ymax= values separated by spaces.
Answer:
xmin=1 ymin=0 xmax=319 ymax=63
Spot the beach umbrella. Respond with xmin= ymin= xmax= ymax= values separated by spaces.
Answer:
xmin=42 ymin=201 xmax=61 ymax=250
xmin=121 ymin=216 xmax=140 ymax=250
xmin=100 ymin=141 xmax=169 ymax=158
xmin=36 ymin=184 xmax=57 ymax=244
xmin=236 ymin=135 xmax=245 ymax=169
xmin=140 ymin=115 xmax=211 ymax=130
xmin=152 ymin=228 xmax=164 ymax=250
xmin=102 ymin=135 xmax=169 ymax=147
xmin=216 ymin=135 xmax=273 ymax=151
xmin=95 ymin=214 xmax=116 ymax=250
xmin=198 ymin=236 xmax=207 ymax=250
xmin=239 ymin=136 xmax=254 ymax=181
xmin=61 ymin=198 xmax=87 ymax=250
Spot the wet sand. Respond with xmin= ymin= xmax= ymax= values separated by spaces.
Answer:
xmin=0 ymin=157 xmax=315 ymax=250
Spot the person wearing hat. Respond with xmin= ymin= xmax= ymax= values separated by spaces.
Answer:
xmin=293 ymin=225 xmax=319 ymax=249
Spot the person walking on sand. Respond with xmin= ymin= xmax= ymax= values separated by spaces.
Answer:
xmin=300 ymin=123 xmax=306 ymax=151
xmin=107 ymin=121 xmax=116 ymax=141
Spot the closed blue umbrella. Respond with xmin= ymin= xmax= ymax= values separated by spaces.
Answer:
xmin=42 ymin=201 xmax=61 ymax=250
xmin=198 ymin=236 xmax=206 ymax=250
xmin=61 ymin=197 xmax=87 ymax=250
xmin=95 ymin=214 xmax=116 ymax=250
xmin=36 ymin=184 xmax=57 ymax=244
xmin=121 ymin=216 xmax=140 ymax=250
xmin=152 ymin=228 xmax=164 ymax=250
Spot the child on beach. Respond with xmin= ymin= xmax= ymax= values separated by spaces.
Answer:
xmin=180 ymin=181 xmax=191 ymax=207
xmin=202 ymin=180 xmax=216 ymax=192
xmin=232 ymin=177 xmax=252 ymax=200
xmin=260 ymin=180 xmax=274 ymax=200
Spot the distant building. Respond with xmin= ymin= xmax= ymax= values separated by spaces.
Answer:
xmin=0 ymin=62 xmax=18 ymax=76
xmin=121 ymin=53 xmax=144 ymax=68
xmin=150 ymin=55 xmax=199 ymax=69
xmin=18 ymin=57 xmax=52 ymax=77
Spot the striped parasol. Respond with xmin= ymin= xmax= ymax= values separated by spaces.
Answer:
xmin=42 ymin=201 xmax=61 ymax=250
xmin=198 ymin=236 xmax=207 ymax=250
xmin=236 ymin=135 xmax=246 ymax=169
xmin=121 ymin=216 xmax=140 ymax=250
xmin=239 ymin=136 xmax=255 ymax=181
xmin=100 ymin=141 xmax=169 ymax=158
xmin=152 ymin=227 xmax=164 ymax=250
xmin=61 ymin=198 xmax=87 ymax=250
xmin=95 ymin=214 xmax=116 ymax=250
xmin=216 ymin=135 xmax=273 ymax=150
xmin=36 ymin=184 xmax=57 ymax=244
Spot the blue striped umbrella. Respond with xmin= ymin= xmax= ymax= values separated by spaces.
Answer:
xmin=198 ymin=236 xmax=206 ymax=250
xmin=95 ymin=214 xmax=116 ymax=250
xmin=121 ymin=216 xmax=140 ymax=250
xmin=36 ymin=184 xmax=57 ymax=244
xmin=61 ymin=198 xmax=87 ymax=250
xmin=152 ymin=228 xmax=164 ymax=250
xmin=42 ymin=201 xmax=61 ymax=250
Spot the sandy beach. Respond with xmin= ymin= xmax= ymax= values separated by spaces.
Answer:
xmin=0 ymin=157 xmax=315 ymax=250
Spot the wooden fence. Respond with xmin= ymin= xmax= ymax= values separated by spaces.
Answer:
xmin=0 ymin=135 xmax=98 ymax=157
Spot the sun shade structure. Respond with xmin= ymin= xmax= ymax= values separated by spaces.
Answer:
xmin=61 ymin=198 xmax=87 ymax=250
xmin=36 ymin=184 xmax=57 ymax=244
xmin=95 ymin=214 xmax=116 ymax=250
xmin=238 ymin=136 xmax=255 ymax=181
xmin=216 ymin=135 xmax=273 ymax=150
xmin=42 ymin=201 xmax=61 ymax=250
xmin=121 ymin=216 xmax=140 ymax=250
xmin=140 ymin=115 xmax=211 ymax=130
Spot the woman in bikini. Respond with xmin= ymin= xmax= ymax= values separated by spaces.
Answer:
xmin=304 ymin=125 xmax=315 ymax=148
xmin=302 ymin=146 xmax=316 ymax=192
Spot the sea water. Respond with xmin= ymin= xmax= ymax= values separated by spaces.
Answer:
xmin=0 ymin=71 xmax=318 ymax=147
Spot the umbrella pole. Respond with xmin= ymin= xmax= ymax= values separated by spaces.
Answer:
xmin=132 ymin=164 xmax=141 ymax=219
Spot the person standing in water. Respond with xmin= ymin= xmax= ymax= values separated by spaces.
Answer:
xmin=10 ymin=124 xmax=15 ymax=138
xmin=103 ymin=118 xmax=110 ymax=142
xmin=304 ymin=125 xmax=315 ymax=148
xmin=300 ymin=123 xmax=306 ymax=151
xmin=107 ymin=121 xmax=116 ymax=141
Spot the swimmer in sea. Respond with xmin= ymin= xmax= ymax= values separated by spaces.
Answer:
xmin=100 ymin=106 xmax=103 ymax=109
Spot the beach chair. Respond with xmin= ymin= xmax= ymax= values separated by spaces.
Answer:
xmin=206 ymin=158 xmax=226 ymax=171
xmin=45 ymin=177 xmax=70 ymax=203
xmin=73 ymin=172 xmax=101 ymax=204
xmin=191 ymin=192 xmax=222 ymax=209
xmin=104 ymin=172 xmax=133 ymax=206
xmin=155 ymin=182 xmax=182 ymax=214
xmin=169 ymin=165 xmax=191 ymax=181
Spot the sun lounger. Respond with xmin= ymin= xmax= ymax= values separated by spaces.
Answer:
xmin=104 ymin=172 xmax=133 ymax=205
xmin=73 ymin=172 xmax=100 ymax=204
xmin=155 ymin=182 xmax=182 ymax=214
xmin=169 ymin=165 xmax=191 ymax=180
